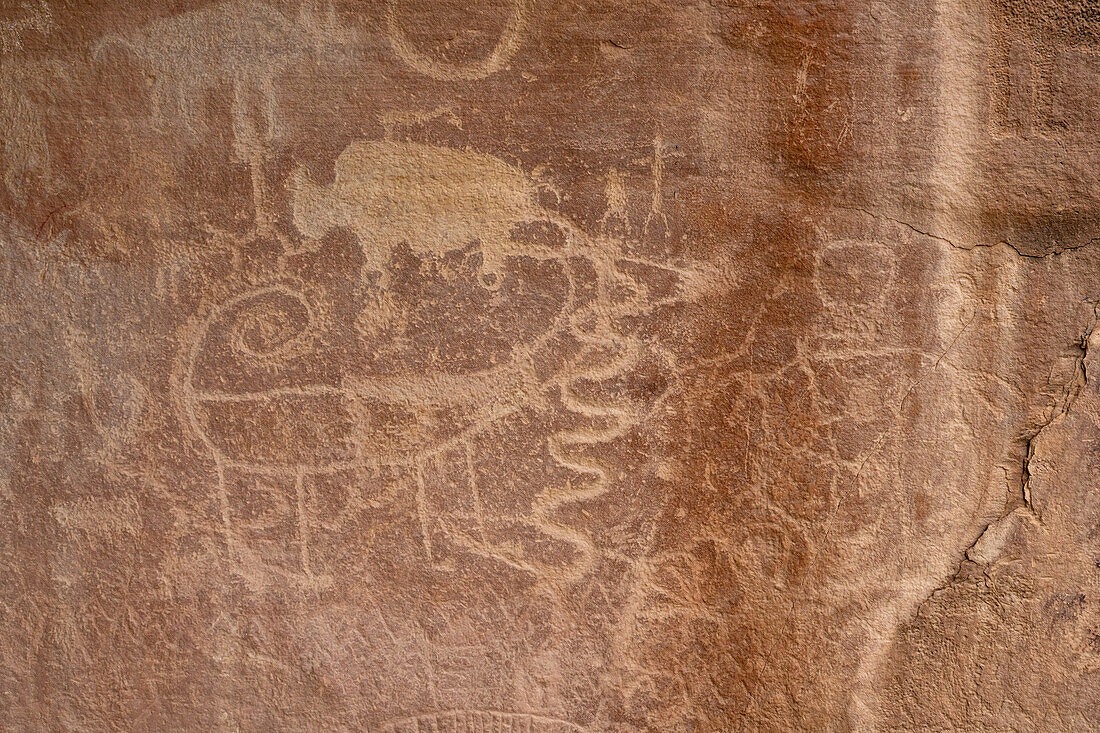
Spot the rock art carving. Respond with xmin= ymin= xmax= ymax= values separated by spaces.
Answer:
xmin=9 ymin=2 xmax=1100 ymax=729
xmin=290 ymin=140 xmax=561 ymax=288
xmin=92 ymin=0 xmax=354 ymax=230
xmin=92 ymin=0 xmax=350 ymax=145
xmin=386 ymin=0 xmax=529 ymax=81
xmin=599 ymin=136 xmax=679 ymax=240
xmin=178 ymin=139 xmax=685 ymax=587
xmin=642 ymin=135 xmax=676 ymax=238
xmin=988 ymin=0 xmax=1100 ymax=135
xmin=178 ymin=281 xmax=554 ymax=583
xmin=379 ymin=104 xmax=463 ymax=139
xmin=378 ymin=710 xmax=588 ymax=733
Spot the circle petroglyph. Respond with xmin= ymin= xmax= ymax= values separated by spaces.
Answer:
xmin=386 ymin=0 xmax=529 ymax=81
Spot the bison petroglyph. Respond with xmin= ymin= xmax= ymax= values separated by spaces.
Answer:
xmin=289 ymin=139 xmax=563 ymax=289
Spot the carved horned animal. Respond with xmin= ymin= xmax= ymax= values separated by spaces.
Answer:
xmin=92 ymin=0 xmax=354 ymax=148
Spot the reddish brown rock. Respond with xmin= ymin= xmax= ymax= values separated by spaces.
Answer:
xmin=2 ymin=1 xmax=1099 ymax=730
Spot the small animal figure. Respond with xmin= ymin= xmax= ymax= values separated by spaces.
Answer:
xmin=93 ymin=0 xmax=354 ymax=149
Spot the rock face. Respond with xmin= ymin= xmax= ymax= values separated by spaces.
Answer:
xmin=1 ymin=1 xmax=1099 ymax=730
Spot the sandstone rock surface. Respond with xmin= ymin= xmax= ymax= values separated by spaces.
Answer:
xmin=2 ymin=1 xmax=1099 ymax=730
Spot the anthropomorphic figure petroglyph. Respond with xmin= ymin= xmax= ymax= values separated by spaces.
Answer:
xmin=386 ymin=0 xmax=529 ymax=81
xmin=64 ymin=326 xmax=148 ymax=470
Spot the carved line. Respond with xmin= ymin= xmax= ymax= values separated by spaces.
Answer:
xmin=378 ymin=709 xmax=588 ymax=732
xmin=386 ymin=0 xmax=529 ymax=81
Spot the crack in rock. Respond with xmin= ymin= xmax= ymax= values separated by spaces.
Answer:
xmin=909 ymin=304 xmax=1098 ymax=626
xmin=848 ymin=206 xmax=1100 ymax=259
xmin=1020 ymin=302 xmax=1098 ymax=519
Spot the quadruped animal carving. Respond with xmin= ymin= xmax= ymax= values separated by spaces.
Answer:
xmin=7 ymin=2 xmax=1100 ymax=729
xmin=177 ymin=280 xmax=558 ymax=583
xmin=92 ymin=0 xmax=352 ymax=146
xmin=290 ymin=139 xmax=561 ymax=289
xmin=178 ymin=139 xmax=687 ymax=588
xmin=386 ymin=0 xmax=529 ymax=81
xmin=91 ymin=0 xmax=354 ymax=232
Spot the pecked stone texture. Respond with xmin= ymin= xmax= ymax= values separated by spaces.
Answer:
xmin=1 ymin=0 xmax=1099 ymax=730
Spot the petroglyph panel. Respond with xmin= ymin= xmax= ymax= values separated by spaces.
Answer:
xmin=3 ymin=0 xmax=1100 ymax=730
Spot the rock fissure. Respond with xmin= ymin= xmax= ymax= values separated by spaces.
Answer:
xmin=849 ymin=206 xmax=1100 ymax=260
xmin=908 ymin=305 xmax=1098 ymax=630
